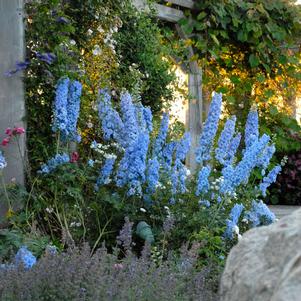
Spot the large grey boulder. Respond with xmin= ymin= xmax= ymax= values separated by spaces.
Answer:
xmin=220 ymin=208 xmax=301 ymax=301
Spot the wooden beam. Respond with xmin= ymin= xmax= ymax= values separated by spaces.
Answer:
xmin=163 ymin=0 xmax=195 ymax=9
xmin=133 ymin=0 xmax=184 ymax=23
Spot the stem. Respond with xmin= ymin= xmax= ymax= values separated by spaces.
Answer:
xmin=0 ymin=172 xmax=11 ymax=211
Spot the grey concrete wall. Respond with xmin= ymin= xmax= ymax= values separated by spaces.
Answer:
xmin=0 ymin=1 xmax=25 ymax=197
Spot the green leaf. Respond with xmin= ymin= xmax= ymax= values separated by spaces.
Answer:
xmin=269 ymin=105 xmax=278 ymax=116
xmin=210 ymin=33 xmax=220 ymax=45
xmin=249 ymin=54 xmax=260 ymax=68
xmin=197 ymin=12 xmax=206 ymax=20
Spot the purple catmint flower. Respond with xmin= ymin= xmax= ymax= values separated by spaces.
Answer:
xmin=52 ymin=78 xmax=70 ymax=134
xmin=244 ymin=200 xmax=275 ymax=227
xmin=196 ymin=92 xmax=222 ymax=163
xmin=4 ymin=60 xmax=30 ymax=77
xmin=39 ymin=153 xmax=70 ymax=174
xmin=95 ymin=157 xmax=116 ymax=190
xmin=259 ymin=165 xmax=281 ymax=196
xmin=36 ymin=52 xmax=56 ymax=64
xmin=98 ymin=89 xmax=124 ymax=144
xmin=215 ymin=116 xmax=236 ymax=165
xmin=0 ymin=151 xmax=7 ymax=169
xmin=196 ymin=166 xmax=211 ymax=196
xmin=153 ymin=113 xmax=169 ymax=159
xmin=245 ymin=107 xmax=259 ymax=148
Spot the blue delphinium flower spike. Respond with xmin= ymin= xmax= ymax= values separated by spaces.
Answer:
xmin=245 ymin=107 xmax=259 ymax=148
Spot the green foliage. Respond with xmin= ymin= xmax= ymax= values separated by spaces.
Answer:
xmin=24 ymin=0 xmax=176 ymax=173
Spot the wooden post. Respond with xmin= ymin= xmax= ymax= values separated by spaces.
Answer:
xmin=0 ymin=0 xmax=26 ymax=217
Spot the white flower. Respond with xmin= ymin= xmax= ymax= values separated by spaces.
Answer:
xmin=70 ymin=39 xmax=76 ymax=46
xmin=92 ymin=45 xmax=102 ymax=56
xmin=97 ymin=25 xmax=104 ymax=33
xmin=46 ymin=207 xmax=54 ymax=214
xmin=87 ymin=122 xmax=93 ymax=128
xmin=87 ymin=29 xmax=93 ymax=35
xmin=186 ymin=169 xmax=191 ymax=176
xmin=140 ymin=208 xmax=146 ymax=213
xmin=104 ymin=153 xmax=117 ymax=160
xmin=76 ymin=222 xmax=81 ymax=227
xmin=233 ymin=225 xmax=240 ymax=235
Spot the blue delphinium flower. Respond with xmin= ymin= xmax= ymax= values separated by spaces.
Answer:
xmin=90 ymin=140 xmax=98 ymax=149
xmin=199 ymin=200 xmax=211 ymax=207
xmin=196 ymin=92 xmax=222 ymax=163
xmin=162 ymin=142 xmax=176 ymax=172
xmin=153 ymin=113 xmax=169 ymax=159
xmin=95 ymin=157 xmax=116 ymax=190
xmin=14 ymin=246 xmax=37 ymax=269
xmin=196 ymin=166 xmax=211 ymax=196
xmin=88 ymin=159 xmax=95 ymax=167
xmin=98 ymin=89 xmax=124 ymax=144
xmin=39 ymin=153 xmax=70 ymax=174
xmin=0 ymin=151 xmax=7 ymax=169
xmin=175 ymin=132 xmax=191 ymax=162
xmin=52 ymin=78 xmax=70 ymax=134
xmin=120 ymin=92 xmax=139 ymax=147
xmin=221 ymin=134 xmax=270 ymax=193
xmin=257 ymin=144 xmax=276 ymax=170
xmin=224 ymin=203 xmax=244 ymax=239
xmin=224 ymin=133 xmax=241 ymax=165
xmin=244 ymin=200 xmax=275 ymax=227
xmin=175 ymin=161 xmax=189 ymax=193
xmin=146 ymin=158 xmax=160 ymax=194
xmin=245 ymin=107 xmax=259 ymax=148
xmin=259 ymin=165 xmax=281 ymax=196
xmin=66 ymin=80 xmax=82 ymax=142
xmin=116 ymin=132 xmax=149 ymax=196
xmin=143 ymin=107 xmax=153 ymax=132
xmin=215 ymin=116 xmax=236 ymax=165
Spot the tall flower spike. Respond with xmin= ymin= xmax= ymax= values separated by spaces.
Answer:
xmin=120 ymin=92 xmax=139 ymax=147
xmin=259 ymin=165 xmax=281 ymax=197
xmin=224 ymin=203 xmax=244 ymax=239
xmin=95 ymin=157 xmax=116 ymax=190
xmin=52 ymin=78 xmax=70 ymax=134
xmin=175 ymin=132 xmax=191 ymax=162
xmin=257 ymin=144 xmax=276 ymax=170
xmin=245 ymin=106 xmax=259 ymax=149
xmin=98 ymin=89 xmax=124 ymax=144
xmin=196 ymin=92 xmax=222 ymax=163
xmin=215 ymin=116 xmax=236 ymax=165
xmin=196 ymin=166 xmax=211 ymax=196
xmin=153 ymin=113 xmax=169 ymax=159
xmin=39 ymin=153 xmax=70 ymax=174
xmin=66 ymin=80 xmax=82 ymax=142
xmin=224 ymin=132 xmax=241 ymax=165
xmin=146 ymin=158 xmax=160 ymax=194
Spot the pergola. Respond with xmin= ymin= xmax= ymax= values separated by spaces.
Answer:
xmin=134 ymin=0 xmax=202 ymax=172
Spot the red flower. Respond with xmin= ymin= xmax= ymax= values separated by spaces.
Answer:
xmin=5 ymin=128 xmax=12 ymax=136
xmin=70 ymin=151 xmax=79 ymax=163
xmin=13 ymin=127 xmax=25 ymax=135
xmin=1 ymin=137 xmax=10 ymax=146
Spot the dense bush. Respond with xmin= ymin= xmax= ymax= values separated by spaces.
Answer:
xmin=0 ymin=220 xmax=219 ymax=301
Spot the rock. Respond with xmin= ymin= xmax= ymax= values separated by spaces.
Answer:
xmin=220 ymin=208 xmax=301 ymax=301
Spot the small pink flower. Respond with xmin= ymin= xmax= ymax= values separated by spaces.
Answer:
xmin=70 ymin=151 xmax=79 ymax=163
xmin=13 ymin=127 xmax=25 ymax=135
xmin=1 ymin=137 xmax=10 ymax=146
xmin=5 ymin=128 xmax=12 ymax=136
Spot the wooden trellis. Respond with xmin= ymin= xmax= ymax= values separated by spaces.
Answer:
xmin=133 ymin=0 xmax=202 ymax=172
